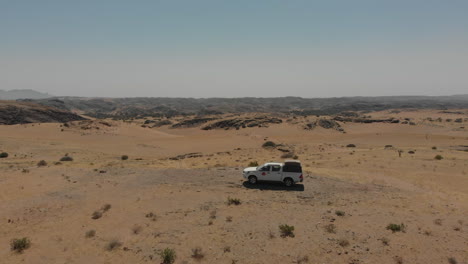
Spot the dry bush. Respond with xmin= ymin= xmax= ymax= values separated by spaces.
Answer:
xmin=338 ymin=238 xmax=350 ymax=247
xmin=10 ymin=237 xmax=30 ymax=253
xmin=91 ymin=211 xmax=102 ymax=220
xmin=85 ymin=230 xmax=96 ymax=238
xmin=227 ymin=197 xmax=241 ymax=205
xmin=387 ymin=223 xmax=405 ymax=233
xmin=324 ymin=223 xmax=336 ymax=233
xmin=105 ymin=239 xmax=122 ymax=251
xmin=191 ymin=247 xmax=205 ymax=260
xmin=160 ymin=248 xmax=176 ymax=264
xmin=37 ymin=160 xmax=48 ymax=167
xmin=279 ymin=224 xmax=295 ymax=238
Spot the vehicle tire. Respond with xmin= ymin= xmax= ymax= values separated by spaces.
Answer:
xmin=248 ymin=176 xmax=258 ymax=184
xmin=284 ymin=178 xmax=294 ymax=187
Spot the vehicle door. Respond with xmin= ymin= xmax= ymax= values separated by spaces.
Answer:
xmin=258 ymin=165 xmax=271 ymax=180
xmin=269 ymin=165 xmax=282 ymax=181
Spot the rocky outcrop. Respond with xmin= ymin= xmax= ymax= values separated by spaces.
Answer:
xmin=304 ymin=119 xmax=344 ymax=132
xmin=0 ymin=101 xmax=86 ymax=125
xmin=171 ymin=118 xmax=217 ymax=128
xmin=333 ymin=116 xmax=399 ymax=124
xmin=202 ymin=116 xmax=282 ymax=130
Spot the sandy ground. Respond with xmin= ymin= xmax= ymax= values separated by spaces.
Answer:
xmin=0 ymin=109 xmax=467 ymax=264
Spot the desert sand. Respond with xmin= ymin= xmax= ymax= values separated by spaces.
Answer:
xmin=0 ymin=109 xmax=467 ymax=264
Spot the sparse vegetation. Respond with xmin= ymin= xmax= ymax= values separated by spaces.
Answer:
xmin=346 ymin=144 xmax=356 ymax=148
xmin=381 ymin=237 xmax=389 ymax=246
xmin=60 ymin=155 xmax=73 ymax=161
xmin=102 ymin=204 xmax=112 ymax=212
xmin=434 ymin=154 xmax=443 ymax=160
xmin=0 ymin=152 xmax=9 ymax=158
xmin=85 ymin=230 xmax=96 ymax=238
xmin=434 ymin=219 xmax=443 ymax=225
xmin=160 ymin=248 xmax=176 ymax=264
xmin=335 ymin=210 xmax=345 ymax=216
xmin=121 ymin=155 xmax=129 ymax=160
xmin=227 ymin=197 xmax=241 ymax=205
xmin=91 ymin=211 xmax=103 ymax=220
xmin=386 ymin=223 xmax=406 ymax=233
xmin=324 ymin=223 xmax=336 ymax=233
xmin=248 ymin=161 xmax=258 ymax=167
xmin=191 ymin=247 xmax=205 ymax=260
xmin=448 ymin=257 xmax=458 ymax=264
xmin=281 ymin=152 xmax=295 ymax=159
xmin=432 ymin=146 xmax=437 ymax=150
xmin=132 ymin=225 xmax=142 ymax=234
xmin=106 ymin=239 xmax=122 ymax=251
xmin=223 ymin=246 xmax=231 ymax=253
xmin=37 ymin=160 xmax=48 ymax=167
xmin=262 ymin=141 xmax=276 ymax=148
xmin=394 ymin=256 xmax=403 ymax=264
xmin=338 ymin=238 xmax=350 ymax=247
xmin=10 ymin=237 xmax=31 ymax=253
xmin=226 ymin=216 xmax=233 ymax=222
xmin=279 ymin=224 xmax=295 ymax=238
xmin=294 ymin=255 xmax=309 ymax=264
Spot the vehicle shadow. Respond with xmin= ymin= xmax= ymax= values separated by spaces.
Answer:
xmin=242 ymin=181 xmax=305 ymax=192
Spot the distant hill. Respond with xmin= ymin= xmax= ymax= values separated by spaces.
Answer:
xmin=0 ymin=101 xmax=86 ymax=125
xmin=0 ymin=89 xmax=52 ymax=100
xmin=28 ymin=95 xmax=468 ymax=119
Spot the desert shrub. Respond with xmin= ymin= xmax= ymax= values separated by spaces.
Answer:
xmin=0 ymin=152 xmax=9 ymax=158
xmin=121 ymin=155 xmax=129 ymax=160
xmin=385 ymin=145 xmax=393 ymax=148
xmin=85 ymin=230 xmax=96 ymax=238
xmin=293 ymin=155 xmax=299 ymax=159
xmin=248 ymin=161 xmax=258 ymax=167
xmin=434 ymin=219 xmax=443 ymax=225
xmin=324 ymin=223 xmax=336 ymax=233
xmin=434 ymin=155 xmax=443 ymax=160
xmin=102 ymin=204 xmax=112 ymax=212
xmin=91 ymin=211 xmax=103 ymax=220
xmin=191 ymin=247 xmax=204 ymax=260
xmin=10 ymin=237 xmax=31 ymax=253
xmin=160 ymin=248 xmax=176 ymax=264
xmin=346 ymin=144 xmax=356 ymax=148
xmin=132 ymin=225 xmax=142 ymax=234
xmin=227 ymin=197 xmax=241 ymax=205
xmin=394 ymin=256 xmax=403 ymax=264
xmin=386 ymin=223 xmax=405 ymax=233
xmin=295 ymin=255 xmax=309 ymax=264
xmin=209 ymin=210 xmax=217 ymax=219
xmin=381 ymin=237 xmax=389 ymax=246
xmin=60 ymin=156 xmax=73 ymax=162
xmin=338 ymin=238 xmax=350 ymax=247
xmin=106 ymin=239 xmax=122 ymax=251
xmin=408 ymin=150 xmax=415 ymax=154
xmin=262 ymin=141 xmax=276 ymax=148
xmin=37 ymin=160 xmax=48 ymax=167
xmin=432 ymin=146 xmax=437 ymax=150
xmin=223 ymin=246 xmax=231 ymax=253
xmin=279 ymin=224 xmax=295 ymax=238
xmin=448 ymin=257 xmax=458 ymax=264
xmin=226 ymin=216 xmax=233 ymax=222
xmin=335 ymin=210 xmax=345 ymax=216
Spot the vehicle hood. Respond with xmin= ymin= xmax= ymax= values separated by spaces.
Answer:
xmin=243 ymin=167 xmax=258 ymax=172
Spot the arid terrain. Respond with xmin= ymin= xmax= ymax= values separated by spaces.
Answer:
xmin=0 ymin=109 xmax=467 ymax=264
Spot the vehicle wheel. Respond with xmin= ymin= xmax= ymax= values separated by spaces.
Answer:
xmin=284 ymin=178 xmax=294 ymax=187
xmin=248 ymin=176 xmax=258 ymax=184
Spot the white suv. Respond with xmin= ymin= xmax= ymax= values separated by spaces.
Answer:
xmin=243 ymin=160 xmax=303 ymax=187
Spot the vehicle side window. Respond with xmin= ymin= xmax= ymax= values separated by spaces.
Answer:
xmin=272 ymin=165 xmax=281 ymax=172
xmin=260 ymin=166 xmax=271 ymax=171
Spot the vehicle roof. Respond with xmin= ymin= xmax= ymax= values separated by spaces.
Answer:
xmin=284 ymin=160 xmax=301 ymax=163
xmin=264 ymin=162 xmax=283 ymax=166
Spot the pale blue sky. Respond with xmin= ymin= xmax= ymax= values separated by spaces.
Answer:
xmin=1 ymin=0 xmax=467 ymax=97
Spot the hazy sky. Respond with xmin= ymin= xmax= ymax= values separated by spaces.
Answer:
xmin=1 ymin=0 xmax=468 ymax=98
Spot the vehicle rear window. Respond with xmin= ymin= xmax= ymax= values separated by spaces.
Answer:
xmin=283 ymin=163 xmax=302 ymax=173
